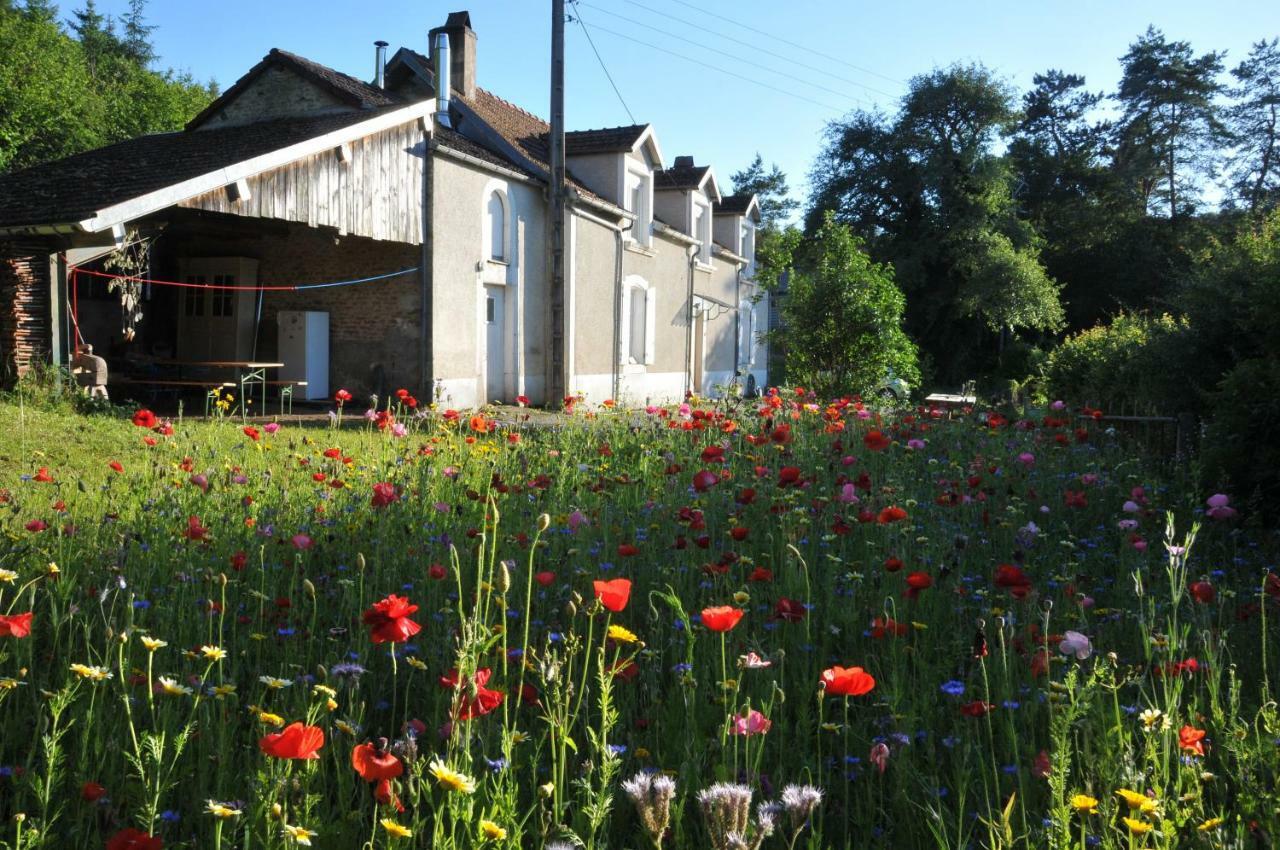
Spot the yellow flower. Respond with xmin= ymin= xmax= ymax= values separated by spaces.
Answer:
xmin=429 ymin=757 xmax=476 ymax=794
xmin=70 ymin=664 xmax=112 ymax=682
xmin=405 ymin=656 xmax=429 ymax=671
xmin=0 ymin=677 xmax=24 ymax=690
xmin=607 ymin=624 xmax=639 ymax=644
xmin=201 ymin=645 xmax=227 ymax=661
xmin=212 ymin=684 xmax=237 ymax=699
xmin=1123 ymin=817 xmax=1154 ymax=835
xmin=1138 ymin=708 xmax=1166 ymax=731
xmin=1070 ymin=794 xmax=1099 ymax=814
xmin=158 ymin=677 xmax=193 ymax=697
xmin=0 ymin=569 xmax=18 ymax=583
xmin=1115 ymin=789 xmax=1157 ymax=814
xmin=479 ymin=820 xmax=508 ymax=841
xmin=335 ymin=720 xmax=358 ymax=736
xmin=509 ymin=730 xmax=530 ymax=744
xmin=258 ymin=711 xmax=285 ymax=727
xmin=312 ymin=684 xmax=337 ymax=698
xmin=381 ymin=819 xmax=413 ymax=839
xmin=732 ymin=591 xmax=750 ymax=605
xmin=205 ymin=800 xmax=242 ymax=819
xmin=140 ymin=636 xmax=167 ymax=652
xmin=283 ymin=823 xmax=317 ymax=845
xmin=1198 ymin=818 xmax=1224 ymax=832
xmin=46 ymin=562 xmax=60 ymax=576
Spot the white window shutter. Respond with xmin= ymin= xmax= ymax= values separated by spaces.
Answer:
xmin=644 ymin=286 xmax=657 ymax=365
xmin=619 ymin=285 xmax=632 ymax=365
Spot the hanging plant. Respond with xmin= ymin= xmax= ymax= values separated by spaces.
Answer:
xmin=102 ymin=231 xmax=152 ymax=342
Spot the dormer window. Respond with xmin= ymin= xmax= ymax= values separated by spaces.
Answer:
xmin=741 ymin=220 xmax=756 ymax=278
xmin=693 ymin=199 xmax=712 ymax=265
xmin=624 ymin=168 xmax=652 ymax=247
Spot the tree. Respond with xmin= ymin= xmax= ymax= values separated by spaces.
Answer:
xmin=772 ymin=212 xmax=918 ymax=398
xmin=810 ymin=63 xmax=1064 ymax=383
xmin=68 ymin=0 xmax=119 ymax=76
xmin=21 ymin=0 xmax=58 ymax=23
xmin=1225 ymin=38 xmax=1280 ymax=213
xmin=120 ymin=0 xmax=155 ymax=66
xmin=729 ymin=154 xmax=798 ymax=229
xmin=1115 ymin=27 xmax=1227 ymax=220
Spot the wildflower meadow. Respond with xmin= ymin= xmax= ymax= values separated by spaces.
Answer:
xmin=0 ymin=391 xmax=1276 ymax=850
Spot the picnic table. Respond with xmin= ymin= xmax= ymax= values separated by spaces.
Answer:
xmin=116 ymin=358 xmax=300 ymax=413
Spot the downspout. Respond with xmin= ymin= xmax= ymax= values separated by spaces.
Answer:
xmin=732 ymin=263 xmax=741 ymax=385
xmin=611 ymin=226 xmax=623 ymax=401
xmin=683 ymin=244 xmax=696 ymax=398
xmin=420 ymin=121 xmax=434 ymax=399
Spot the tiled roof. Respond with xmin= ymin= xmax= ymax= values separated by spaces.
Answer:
xmin=565 ymin=125 xmax=649 ymax=155
xmin=0 ymin=109 xmax=402 ymax=229
xmin=434 ymin=126 xmax=526 ymax=173
xmin=716 ymin=194 xmax=757 ymax=215
xmin=655 ymin=163 xmax=711 ymax=191
xmin=187 ymin=48 xmax=399 ymax=130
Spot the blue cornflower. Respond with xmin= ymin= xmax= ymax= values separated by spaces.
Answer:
xmin=940 ymin=680 xmax=966 ymax=696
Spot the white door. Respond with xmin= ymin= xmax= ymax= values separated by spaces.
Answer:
xmin=484 ymin=287 xmax=504 ymax=402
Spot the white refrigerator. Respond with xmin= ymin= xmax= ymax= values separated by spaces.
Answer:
xmin=277 ymin=311 xmax=329 ymax=400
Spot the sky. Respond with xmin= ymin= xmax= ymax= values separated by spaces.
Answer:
xmin=82 ymin=0 xmax=1280 ymax=209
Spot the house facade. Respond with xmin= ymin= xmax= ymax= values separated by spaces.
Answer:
xmin=0 ymin=11 xmax=766 ymax=408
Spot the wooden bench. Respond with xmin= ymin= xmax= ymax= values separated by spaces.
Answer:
xmin=925 ymin=382 xmax=977 ymax=417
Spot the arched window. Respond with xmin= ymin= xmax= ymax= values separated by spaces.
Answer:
xmin=487 ymin=190 xmax=506 ymax=261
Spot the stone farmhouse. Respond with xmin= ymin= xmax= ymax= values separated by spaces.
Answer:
xmin=0 ymin=11 xmax=767 ymax=408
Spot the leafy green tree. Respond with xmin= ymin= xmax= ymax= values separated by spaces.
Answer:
xmin=771 ymin=212 xmax=918 ymax=398
xmin=1115 ymin=27 xmax=1227 ymax=220
xmin=68 ymin=0 xmax=119 ymax=76
xmin=1225 ymin=38 xmax=1280 ymax=213
xmin=120 ymin=0 xmax=156 ymax=66
xmin=729 ymin=153 xmax=799 ymax=229
xmin=811 ymin=63 xmax=1064 ymax=383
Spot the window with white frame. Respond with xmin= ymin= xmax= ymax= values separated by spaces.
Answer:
xmin=742 ymin=221 xmax=756 ymax=278
xmin=624 ymin=169 xmax=651 ymax=247
xmin=486 ymin=190 xmax=507 ymax=261
xmin=620 ymin=277 xmax=656 ymax=366
xmin=693 ymin=200 xmax=711 ymax=264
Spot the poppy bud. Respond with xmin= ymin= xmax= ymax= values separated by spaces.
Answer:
xmin=497 ymin=562 xmax=512 ymax=595
xmin=220 ymin=572 xmax=228 ymax=587
xmin=357 ymin=553 xmax=367 ymax=572
xmin=564 ymin=601 xmax=577 ymax=618
xmin=303 ymin=579 xmax=316 ymax=599
xmin=537 ymin=513 xmax=551 ymax=532
xmin=539 ymin=782 xmax=555 ymax=799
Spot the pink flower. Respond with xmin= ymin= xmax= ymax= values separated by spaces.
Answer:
xmin=1017 ymin=452 xmax=1035 ymax=466
xmin=291 ymin=534 xmax=313 ymax=551
xmin=1058 ymin=630 xmax=1092 ymax=660
xmin=391 ymin=423 xmax=408 ymax=437
xmin=738 ymin=652 xmax=772 ymax=669
xmin=1122 ymin=500 xmax=1140 ymax=513
xmin=838 ymin=483 xmax=859 ymax=504
xmin=1206 ymin=494 xmax=1237 ymax=520
xmin=264 ymin=422 xmax=281 ymax=434
xmin=907 ymin=439 xmax=926 ymax=450
xmin=870 ymin=742 xmax=890 ymax=774
xmin=1118 ymin=519 xmax=1139 ymax=531
xmin=730 ymin=709 xmax=771 ymax=737
xmin=1051 ymin=400 xmax=1066 ymax=411
xmin=189 ymin=474 xmax=209 ymax=492
xmin=567 ymin=510 xmax=588 ymax=531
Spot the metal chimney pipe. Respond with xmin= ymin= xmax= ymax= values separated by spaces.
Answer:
xmin=374 ymin=40 xmax=388 ymax=89
xmin=434 ymin=32 xmax=451 ymax=128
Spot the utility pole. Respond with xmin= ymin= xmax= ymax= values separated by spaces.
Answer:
xmin=548 ymin=0 xmax=567 ymax=405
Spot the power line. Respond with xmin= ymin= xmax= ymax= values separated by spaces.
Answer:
xmin=579 ymin=21 xmax=850 ymax=114
xmin=578 ymin=1 xmax=876 ymax=107
xmin=569 ymin=3 xmax=638 ymax=124
xmin=630 ymin=0 xmax=906 ymax=89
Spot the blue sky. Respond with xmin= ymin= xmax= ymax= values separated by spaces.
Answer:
xmin=86 ymin=0 xmax=1279 ymax=209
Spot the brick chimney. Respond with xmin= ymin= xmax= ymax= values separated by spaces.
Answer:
xmin=673 ymin=155 xmax=695 ymax=168
xmin=429 ymin=11 xmax=477 ymax=99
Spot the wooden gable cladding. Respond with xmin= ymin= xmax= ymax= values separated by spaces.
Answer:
xmin=177 ymin=121 xmax=426 ymax=245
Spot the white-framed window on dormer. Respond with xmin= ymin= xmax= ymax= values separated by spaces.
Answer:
xmin=486 ymin=189 xmax=508 ymax=261
xmin=693 ymin=200 xmax=712 ymax=265
xmin=742 ymin=221 xmax=757 ymax=279
xmin=624 ymin=169 xmax=651 ymax=247
xmin=619 ymin=275 xmax=656 ymax=367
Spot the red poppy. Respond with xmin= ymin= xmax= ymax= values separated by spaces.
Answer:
xmin=535 ymin=571 xmax=556 ymax=587
xmin=33 ymin=466 xmax=53 ymax=483
xmin=131 ymin=409 xmax=157 ymax=428
xmin=748 ymin=567 xmax=773 ymax=582
xmin=730 ymin=526 xmax=749 ymax=541
xmin=616 ymin=543 xmax=639 ymax=558
xmin=821 ymin=665 xmax=876 ymax=697
xmin=334 ymin=389 xmax=352 ymax=403
xmin=877 ymin=506 xmax=908 ymax=524
xmin=243 ymin=426 xmax=261 ymax=441
xmin=994 ymin=564 xmax=1033 ymax=599
xmin=883 ymin=556 xmax=904 ymax=573
xmin=0 ymin=612 xmax=33 ymax=638
xmin=904 ymin=571 xmax=933 ymax=600
xmin=108 ymin=460 xmax=123 ymax=473
xmin=774 ymin=597 xmax=806 ymax=622
xmin=439 ymin=668 xmax=505 ymax=720
xmin=107 ymin=828 xmax=163 ymax=850
xmin=352 ymin=741 xmax=403 ymax=782
xmin=863 ymin=430 xmax=892 ymax=451
xmin=870 ymin=616 xmax=908 ymax=638
xmin=1063 ymin=490 xmax=1088 ymax=508
xmin=1266 ymin=572 xmax=1280 ymax=600
xmin=960 ymin=700 xmax=996 ymax=717
xmin=1189 ymin=581 xmax=1215 ymax=604
xmin=183 ymin=515 xmax=209 ymax=541
xmin=259 ymin=722 xmax=325 ymax=759
xmin=363 ymin=595 xmax=422 ymax=644
xmin=375 ymin=777 xmax=405 ymax=811
xmin=593 ymin=578 xmax=632 ymax=612
xmin=24 ymin=519 xmax=47 ymax=533
xmin=778 ymin=466 xmax=802 ymax=486
xmin=700 ymin=606 xmax=744 ymax=632
xmin=1179 ymin=724 xmax=1206 ymax=756
xmin=371 ymin=482 xmax=399 ymax=509
xmin=81 ymin=781 xmax=108 ymax=802
xmin=692 ymin=470 xmax=719 ymax=492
